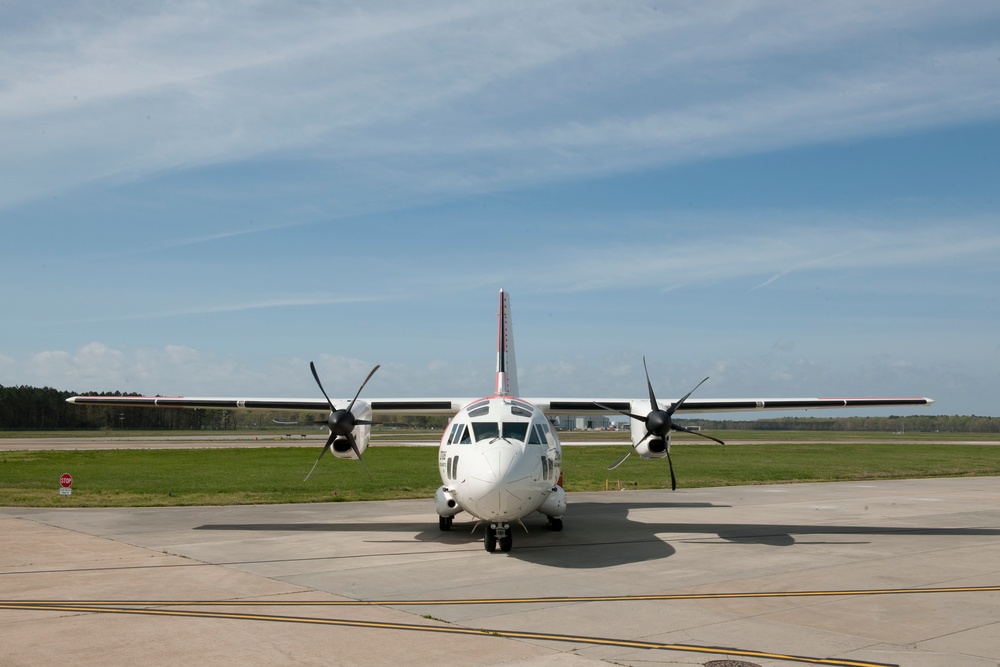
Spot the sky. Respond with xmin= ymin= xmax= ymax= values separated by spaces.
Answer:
xmin=2 ymin=1 xmax=999 ymax=417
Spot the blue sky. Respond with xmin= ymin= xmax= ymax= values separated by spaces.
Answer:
xmin=2 ymin=1 xmax=999 ymax=416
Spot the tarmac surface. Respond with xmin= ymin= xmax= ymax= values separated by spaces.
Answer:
xmin=3 ymin=475 xmax=1000 ymax=667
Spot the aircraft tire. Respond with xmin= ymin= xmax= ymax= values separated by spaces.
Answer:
xmin=500 ymin=533 xmax=513 ymax=552
xmin=547 ymin=517 xmax=563 ymax=532
xmin=484 ymin=525 xmax=497 ymax=553
xmin=439 ymin=515 xmax=453 ymax=531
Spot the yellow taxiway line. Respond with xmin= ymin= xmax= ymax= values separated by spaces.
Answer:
xmin=1 ymin=601 xmax=895 ymax=667
xmin=8 ymin=586 xmax=999 ymax=666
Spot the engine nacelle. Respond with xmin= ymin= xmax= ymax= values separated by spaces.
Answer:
xmin=630 ymin=402 xmax=670 ymax=460
xmin=330 ymin=399 xmax=372 ymax=460
xmin=435 ymin=486 xmax=462 ymax=517
xmin=538 ymin=484 xmax=566 ymax=518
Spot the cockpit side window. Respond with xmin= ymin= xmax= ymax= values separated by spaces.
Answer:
xmin=528 ymin=424 xmax=545 ymax=445
xmin=448 ymin=424 xmax=470 ymax=445
xmin=540 ymin=420 xmax=554 ymax=440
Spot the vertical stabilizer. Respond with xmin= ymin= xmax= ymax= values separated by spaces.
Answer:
xmin=495 ymin=290 xmax=519 ymax=397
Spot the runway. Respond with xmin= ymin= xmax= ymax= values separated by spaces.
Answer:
xmin=3 ymin=478 xmax=1000 ymax=666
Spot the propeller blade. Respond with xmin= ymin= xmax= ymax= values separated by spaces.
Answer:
xmin=273 ymin=418 xmax=327 ymax=425
xmin=346 ymin=364 xmax=380 ymax=414
xmin=666 ymin=450 xmax=677 ymax=491
xmin=346 ymin=432 xmax=372 ymax=481
xmin=608 ymin=431 xmax=651 ymax=470
xmin=310 ymin=361 xmax=337 ymax=412
xmin=607 ymin=447 xmax=635 ymax=471
xmin=593 ymin=401 xmax=647 ymax=423
xmin=664 ymin=376 xmax=709 ymax=419
xmin=672 ymin=423 xmax=725 ymax=445
xmin=642 ymin=357 xmax=659 ymax=410
xmin=304 ymin=435 xmax=335 ymax=481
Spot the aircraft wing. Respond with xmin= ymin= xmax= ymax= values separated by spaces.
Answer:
xmin=67 ymin=394 xmax=933 ymax=415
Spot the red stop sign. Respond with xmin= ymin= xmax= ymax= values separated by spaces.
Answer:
xmin=60 ymin=473 xmax=73 ymax=488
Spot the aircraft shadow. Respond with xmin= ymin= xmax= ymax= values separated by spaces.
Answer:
xmin=194 ymin=499 xmax=1000 ymax=569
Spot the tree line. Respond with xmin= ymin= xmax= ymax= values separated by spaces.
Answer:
xmin=2 ymin=384 xmax=998 ymax=433
xmin=682 ymin=414 xmax=1000 ymax=433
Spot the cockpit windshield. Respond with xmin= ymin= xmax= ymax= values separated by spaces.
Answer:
xmin=471 ymin=422 xmax=498 ymax=441
xmin=502 ymin=422 xmax=529 ymax=441
xmin=470 ymin=421 xmax=530 ymax=442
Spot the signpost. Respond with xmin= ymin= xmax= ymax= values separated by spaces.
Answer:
xmin=59 ymin=473 xmax=73 ymax=496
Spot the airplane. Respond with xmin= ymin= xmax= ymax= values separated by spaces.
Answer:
xmin=67 ymin=290 xmax=934 ymax=553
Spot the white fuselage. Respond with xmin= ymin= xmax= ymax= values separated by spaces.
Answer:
xmin=436 ymin=396 xmax=564 ymax=523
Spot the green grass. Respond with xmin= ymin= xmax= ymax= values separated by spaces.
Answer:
xmin=0 ymin=447 xmax=443 ymax=507
xmin=2 ymin=441 xmax=999 ymax=507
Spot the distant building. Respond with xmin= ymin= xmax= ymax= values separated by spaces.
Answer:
xmin=550 ymin=414 xmax=611 ymax=430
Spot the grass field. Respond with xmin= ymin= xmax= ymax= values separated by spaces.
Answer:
xmin=2 ymin=436 xmax=998 ymax=507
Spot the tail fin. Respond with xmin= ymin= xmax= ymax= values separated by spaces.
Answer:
xmin=495 ymin=289 xmax=519 ymax=397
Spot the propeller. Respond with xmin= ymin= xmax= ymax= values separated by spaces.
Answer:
xmin=595 ymin=357 xmax=724 ymax=490
xmin=300 ymin=361 xmax=380 ymax=481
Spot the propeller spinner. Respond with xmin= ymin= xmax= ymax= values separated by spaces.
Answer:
xmin=595 ymin=357 xmax=724 ymax=490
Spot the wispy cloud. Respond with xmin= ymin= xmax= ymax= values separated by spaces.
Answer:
xmin=76 ymin=294 xmax=390 ymax=323
xmin=524 ymin=219 xmax=1000 ymax=295
xmin=3 ymin=2 xmax=998 ymax=209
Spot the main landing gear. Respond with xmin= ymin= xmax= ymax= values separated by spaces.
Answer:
xmin=439 ymin=515 xmax=454 ymax=531
xmin=484 ymin=523 xmax=512 ymax=553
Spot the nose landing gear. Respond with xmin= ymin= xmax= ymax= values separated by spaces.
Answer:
xmin=485 ymin=523 xmax=513 ymax=553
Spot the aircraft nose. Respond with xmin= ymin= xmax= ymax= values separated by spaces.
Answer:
xmin=484 ymin=443 xmax=517 ymax=480
xmin=464 ymin=442 xmax=526 ymax=521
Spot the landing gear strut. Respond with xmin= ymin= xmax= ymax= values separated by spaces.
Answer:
xmin=485 ymin=523 xmax=512 ymax=553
